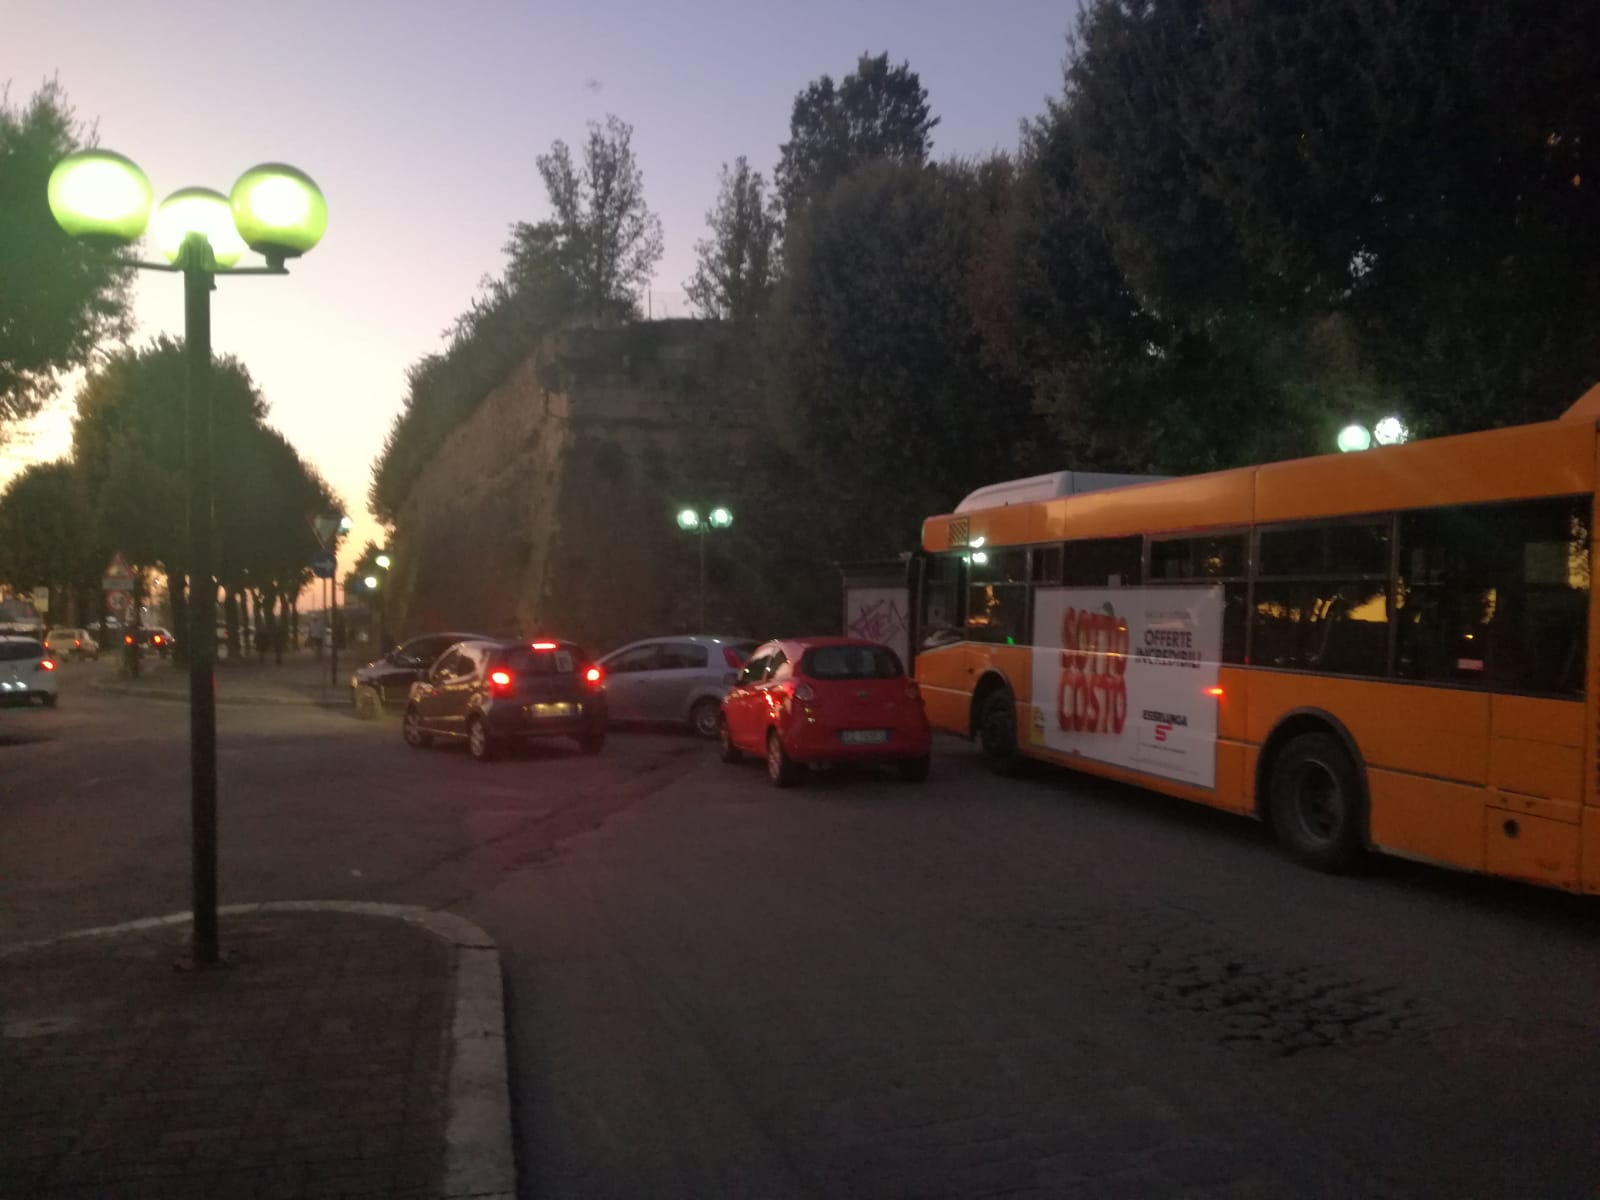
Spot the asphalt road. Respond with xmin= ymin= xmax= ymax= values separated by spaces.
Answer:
xmin=5 ymin=661 xmax=1600 ymax=1198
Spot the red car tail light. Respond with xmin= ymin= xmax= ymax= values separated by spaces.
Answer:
xmin=152 ymin=635 xmax=164 ymax=646
xmin=37 ymin=658 xmax=56 ymax=672
xmin=530 ymin=641 xmax=558 ymax=650
xmin=124 ymin=635 xmax=134 ymax=645
xmin=585 ymin=666 xmax=603 ymax=687
xmin=488 ymin=669 xmax=513 ymax=693
xmin=73 ymin=639 xmax=81 ymax=648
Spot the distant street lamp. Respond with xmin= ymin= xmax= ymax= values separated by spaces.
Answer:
xmin=49 ymin=149 xmax=327 ymax=968
xmin=1338 ymin=415 xmax=1409 ymax=454
xmin=675 ymin=506 xmax=733 ymax=630
xmin=1337 ymin=423 xmax=1374 ymax=453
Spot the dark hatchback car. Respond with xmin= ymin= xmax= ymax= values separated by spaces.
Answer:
xmin=401 ymin=638 xmax=607 ymax=761
xmin=350 ymin=631 xmax=492 ymax=718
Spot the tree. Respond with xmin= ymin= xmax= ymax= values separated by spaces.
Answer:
xmin=775 ymin=53 xmax=939 ymax=221
xmin=685 ymin=157 xmax=782 ymax=320
xmin=0 ymin=81 xmax=133 ymax=428
xmin=768 ymin=159 xmax=1050 ymax=563
xmin=535 ymin=115 xmax=664 ymax=315
xmin=1058 ymin=0 xmax=1600 ymax=440
xmin=0 ymin=460 xmax=102 ymax=615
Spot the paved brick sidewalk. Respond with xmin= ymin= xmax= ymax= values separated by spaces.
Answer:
xmin=0 ymin=909 xmax=454 ymax=1199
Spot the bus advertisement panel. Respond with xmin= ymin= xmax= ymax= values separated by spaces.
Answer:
xmin=1028 ymin=586 xmax=1223 ymax=788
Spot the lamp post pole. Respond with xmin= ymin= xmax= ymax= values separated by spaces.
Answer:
xmin=49 ymin=149 xmax=327 ymax=969
xmin=697 ymin=528 xmax=707 ymax=630
xmin=183 ymin=238 xmax=220 ymax=963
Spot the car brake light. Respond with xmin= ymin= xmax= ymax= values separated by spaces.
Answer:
xmin=488 ymin=669 xmax=513 ymax=691
xmin=722 ymin=647 xmax=745 ymax=669
xmin=585 ymin=666 xmax=602 ymax=685
xmin=152 ymin=635 xmax=164 ymax=646
xmin=124 ymin=635 xmax=134 ymax=645
xmin=73 ymin=639 xmax=81 ymax=648
xmin=531 ymin=641 xmax=557 ymax=650
xmin=38 ymin=659 xmax=56 ymax=672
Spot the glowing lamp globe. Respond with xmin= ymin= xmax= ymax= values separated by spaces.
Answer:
xmin=47 ymin=149 xmax=154 ymax=245
xmin=1337 ymin=424 xmax=1373 ymax=453
xmin=1373 ymin=416 xmax=1409 ymax=446
xmin=677 ymin=509 xmax=701 ymax=531
xmin=708 ymin=507 xmax=733 ymax=529
xmin=229 ymin=163 xmax=327 ymax=260
xmin=364 ymin=575 xmax=379 ymax=591
xmin=375 ymin=554 xmax=391 ymax=569
xmin=152 ymin=188 xmax=246 ymax=268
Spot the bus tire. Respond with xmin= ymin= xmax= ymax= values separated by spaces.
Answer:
xmin=978 ymin=688 xmax=1027 ymax=777
xmin=1269 ymin=732 xmax=1365 ymax=873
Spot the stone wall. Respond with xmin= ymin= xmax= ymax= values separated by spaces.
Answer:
xmin=387 ymin=319 xmax=794 ymax=656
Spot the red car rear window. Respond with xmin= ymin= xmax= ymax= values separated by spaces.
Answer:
xmin=800 ymin=645 xmax=903 ymax=680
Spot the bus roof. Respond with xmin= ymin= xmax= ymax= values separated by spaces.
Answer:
xmin=924 ymin=406 xmax=1600 ymax=553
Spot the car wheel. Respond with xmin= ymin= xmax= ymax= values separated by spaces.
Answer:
xmin=690 ymin=697 xmax=721 ymax=739
xmin=402 ymin=706 xmax=432 ymax=748
xmin=353 ymin=686 xmax=381 ymax=721
xmin=467 ymin=717 xmax=498 ymax=762
xmin=1269 ymin=732 xmax=1365 ymax=872
xmin=578 ymin=732 xmax=605 ymax=755
xmin=978 ymin=689 xmax=1027 ymax=777
xmin=766 ymin=730 xmax=802 ymax=788
xmin=897 ymin=754 xmax=931 ymax=782
xmin=719 ymin=717 xmax=742 ymax=764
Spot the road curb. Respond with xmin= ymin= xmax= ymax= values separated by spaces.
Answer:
xmin=0 ymin=901 xmax=517 ymax=1200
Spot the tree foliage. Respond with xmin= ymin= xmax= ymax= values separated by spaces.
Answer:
xmin=775 ymin=53 xmax=939 ymax=221
xmin=768 ymin=158 xmax=1048 ymax=563
xmin=0 ymin=81 xmax=133 ymax=426
xmin=0 ymin=460 xmax=101 ymax=601
xmin=535 ymin=114 xmax=664 ymax=316
xmin=685 ymin=157 xmax=782 ymax=320
xmin=1053 ymin=0 xmax=1600 ymax=445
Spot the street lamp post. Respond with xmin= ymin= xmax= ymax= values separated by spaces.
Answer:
xmin=49 ymin=151 xmax=327 ymax=967
xmin=675 ymin=506 xmax=733 ymax=630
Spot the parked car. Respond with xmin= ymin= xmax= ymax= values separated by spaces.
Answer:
xmin=127 ymin=627 xmax=176 ymax=657
xmin=43 ymin=627 xmax=99 ymax=661
xmin=349 ymin=630 xmax=494 ymax=718
xmin=598 ymin=635 xmax=758 ymax=737
xmin=720 ymin=637 xmax=931 ymax=786
xmin=0 ymin=636 xmax=59 ymax=707
xmin=401 ymin=638 xmax=607 ymax=761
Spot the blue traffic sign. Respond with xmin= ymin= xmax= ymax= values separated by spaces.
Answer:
xmin=311 ymin=550 xmax=337 ymax=579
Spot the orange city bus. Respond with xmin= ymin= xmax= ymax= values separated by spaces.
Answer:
xmin=912 ymin=385 xmax=1600 ymax=894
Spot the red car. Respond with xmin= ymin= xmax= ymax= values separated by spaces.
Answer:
xmin=719 ymin=637 xmax=931 ymax=786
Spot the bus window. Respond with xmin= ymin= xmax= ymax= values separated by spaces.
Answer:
xmin=1032 ymin=544 xmax=1064 ymax=585
xmin=1396 ymin=497 xmax=1589 ymax=696
xmin=1064 ymin=536 xmax=1142 ymax=587
xmin=1147 ymin=533 xmax=1247 ymax=662
xmin=919 ymin=553 xmax=966 ymax=649
xmin=1254 ymin=520 xmax=1390 ymax=678
xmin=966 ymin=549 xmax=1027 ymax=645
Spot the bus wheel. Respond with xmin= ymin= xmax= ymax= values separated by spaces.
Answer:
xmin=1269 ymin=732 xmax=1365 ymax=873
xmin=978 ymin=689 xmax=1026 ymax=777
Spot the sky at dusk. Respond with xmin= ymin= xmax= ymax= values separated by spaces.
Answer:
xmin=3 ymin=0 xmax=1080 ymax=570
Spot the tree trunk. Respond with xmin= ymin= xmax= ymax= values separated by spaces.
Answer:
xmin=274 ymin=592 xmax=288 ymax=665
xmin=126 ymin=572 xmax=144 ymax=678
xmin=170 ymin=571 xmax=189 ymax=668
xmin=223 ymin=590 xmax=240 ymax=663
xmin=290 ymin=597 xmax=299 ymax=651
xmin=256 ymin=589 xmax=272 ymax=662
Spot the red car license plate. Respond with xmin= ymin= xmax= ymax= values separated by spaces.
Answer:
xmin=839 ymin=730 xmax=888 ymax=745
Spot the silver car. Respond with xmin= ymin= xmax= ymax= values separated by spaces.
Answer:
xmin=598 ymin=635 xmax=757 ymax=737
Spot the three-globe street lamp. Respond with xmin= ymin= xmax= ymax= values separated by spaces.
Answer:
xmin=49 ymin=150 xmax=327 ymax=967
xmin=365 ymin=552 xmax=393 ymax=649
xmin=312 ymin=513 xmax=351 ymax=685
xmin=676 ymin=506 xmax=733 ymax=630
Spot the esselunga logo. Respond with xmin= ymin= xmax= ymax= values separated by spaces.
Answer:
xmin=1057 ymin=603 xmax=1128 ymax=735
xmin=1142 ymin=709 xmax=1189 ymax=743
